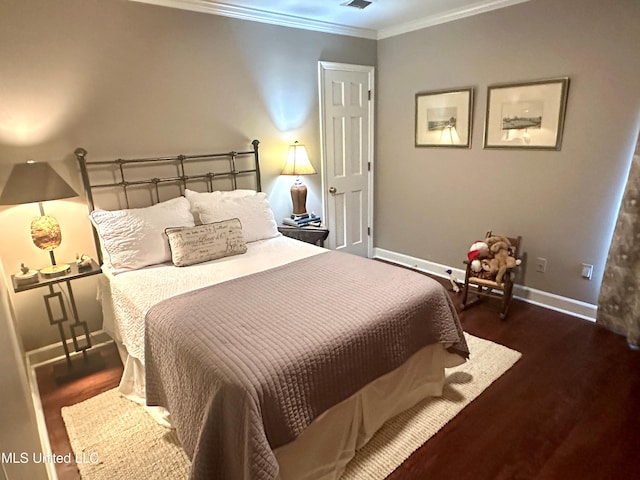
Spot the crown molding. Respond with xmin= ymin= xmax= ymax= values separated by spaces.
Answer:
xmin=130 ymin=0 xmax=530 ymax=40
xmin=377 ymin=0 xmax=531 ymax=39
xmin=129 ymin=0 xmax=378 ymax=39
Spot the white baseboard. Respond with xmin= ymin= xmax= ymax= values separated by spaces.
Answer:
xmin=373 ymin=247 xmax=597 ymax=322
xmin=26 ymin=330 xmax=113 ymax=368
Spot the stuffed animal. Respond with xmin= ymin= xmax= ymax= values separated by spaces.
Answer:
xmin=485 ymin=235 xmax=512 ymax=253
xmin=481 ymin=236 xmax=521 ymax=284
xmin=467 ymin=240 xmax=490 ymax=272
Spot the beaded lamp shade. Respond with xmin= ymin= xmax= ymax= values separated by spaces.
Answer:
xmin=31 ymin=215 xmax=62 ymax=250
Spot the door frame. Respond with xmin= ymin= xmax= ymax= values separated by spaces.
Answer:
xmin=318 ymin=61 xmax=375 ymax=257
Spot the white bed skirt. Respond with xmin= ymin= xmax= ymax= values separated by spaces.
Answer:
xmin=113 ymin=340 xmax=463 ymax=480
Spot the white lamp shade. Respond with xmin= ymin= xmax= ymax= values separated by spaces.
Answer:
xmin=281 ymin=142 xmax=316 ymax=176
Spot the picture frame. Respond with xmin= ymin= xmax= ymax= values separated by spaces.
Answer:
xmin=484 ymin=77 xmax=570 ymax=150
xmin=415 ymin=87 xmax=474 ymax=148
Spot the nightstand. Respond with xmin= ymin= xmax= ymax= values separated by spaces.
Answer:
xmin=11 ymin=260 xmax=105 ymax=383
xmin=278 ymin=225 xmax=329 ymax=246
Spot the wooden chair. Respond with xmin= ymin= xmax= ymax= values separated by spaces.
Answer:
xmin=461 ymin=231 xmax=522 ymax=320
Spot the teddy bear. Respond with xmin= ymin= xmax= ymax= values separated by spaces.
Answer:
xmin=467 ymin=240 xmax=490 ymax=272
xmin=485 ymin=235 xmax=512 ymax=253
xmin=481 ymin=235 xmax=521 ymax=284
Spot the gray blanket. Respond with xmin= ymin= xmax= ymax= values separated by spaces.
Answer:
xmin=145 ymin=251 xmax=468 ymax=480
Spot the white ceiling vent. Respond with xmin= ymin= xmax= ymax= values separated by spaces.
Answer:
xmin=344 ymin=0 xmax=373 ymax=9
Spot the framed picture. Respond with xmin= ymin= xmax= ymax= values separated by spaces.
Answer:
xmin=415 ymin=88 xmax=474 ymax=148
xmin=484 ymin=77 xmax=569 ymax=150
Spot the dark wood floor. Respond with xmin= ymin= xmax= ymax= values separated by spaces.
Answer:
xmin=36 ymin=276 xmax=640 ymax=480
xmin=36 ymin=343 xmax=123 ymax=480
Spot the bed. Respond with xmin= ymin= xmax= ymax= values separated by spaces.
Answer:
xmin=75 ymin=140 xmax=469 ymax=480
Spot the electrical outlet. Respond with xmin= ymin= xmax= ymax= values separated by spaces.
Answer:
xmin=536 ymin=257 xmax=547 ymax=273
xmin=582 ymin=263 xmax=594 ymax=280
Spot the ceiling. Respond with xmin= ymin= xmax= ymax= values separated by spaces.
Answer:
xmin=132 ymin=0 xmax=531 ymax=39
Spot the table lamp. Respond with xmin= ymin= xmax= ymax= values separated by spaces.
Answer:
xmin=281 ymin=141 xmax=316 ymax=217
xmin=0 ymin=160 xmax=78 ymax=277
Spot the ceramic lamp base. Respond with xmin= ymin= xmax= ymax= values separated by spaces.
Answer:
xmin=290 ymin=183 xmax=308 ymax=215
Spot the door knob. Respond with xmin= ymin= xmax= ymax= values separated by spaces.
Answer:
xmin=329 ymin=187 xmax=337 ymax=194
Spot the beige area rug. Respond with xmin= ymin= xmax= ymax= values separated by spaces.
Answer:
xmin=62 ymin=333 xmax=521 ymax=480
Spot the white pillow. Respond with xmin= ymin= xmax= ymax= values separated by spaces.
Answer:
xmin=90 ymin=196 xmax=195 ymax=273
xmin=184 ymin=189 xmax=257 ymax=224
xmin=192 ymin=192 xmax=279 ymax=243
xmin=184 ymin=188 xmax=256 ymax=204
xmin=165 ymin=219 xmax=247 ymax=267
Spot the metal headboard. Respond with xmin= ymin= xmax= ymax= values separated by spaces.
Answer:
xmin=75 ymin=139 xmax=261 ymax=264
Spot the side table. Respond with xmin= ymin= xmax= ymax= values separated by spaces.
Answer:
xmin=278 ymin=225 xmax=329 ymax=246
xmin=11 ymin=260 xmax=105 ymax=383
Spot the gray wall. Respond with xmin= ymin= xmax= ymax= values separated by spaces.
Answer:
xmin=376 ymin=0 xmax=640 ymax=304
xmin=0 ymin=0 xmax=376 ymax=350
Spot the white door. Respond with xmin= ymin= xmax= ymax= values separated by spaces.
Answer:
xmin=318 ymin=62 xmax=374 ymax=257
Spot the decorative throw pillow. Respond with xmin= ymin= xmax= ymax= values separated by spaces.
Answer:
xmin=191 ymin=192 xmax=279 ymax=243
xmin=165 ymin=218 xmax=247 ymax=267
xmin=89 ymin=196 xmax=195 ymax=274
